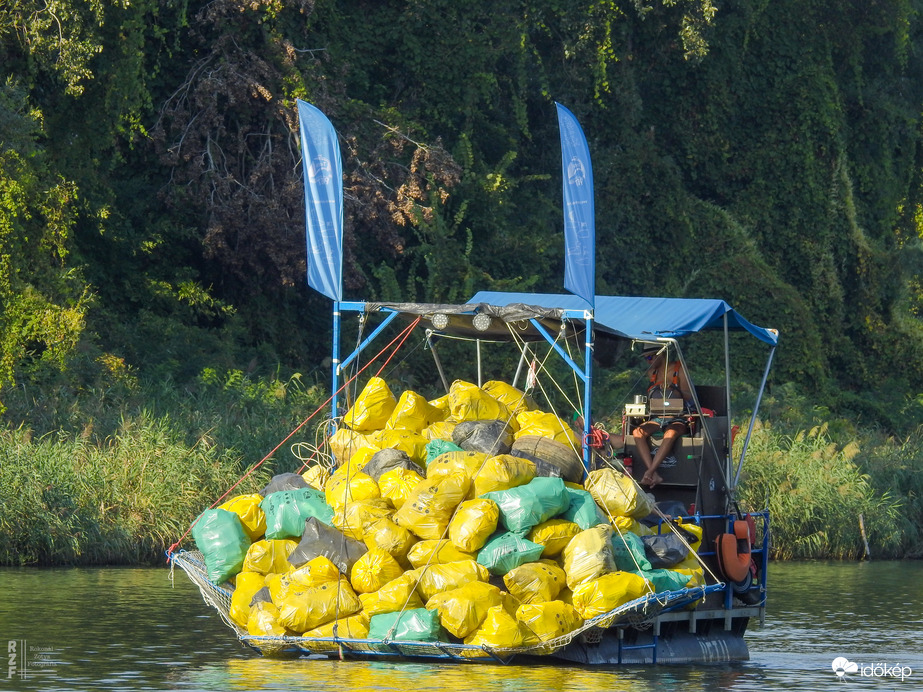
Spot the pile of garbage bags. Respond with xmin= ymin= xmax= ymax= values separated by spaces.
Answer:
xmin=191 ymin=377 xmax=704 ymax=654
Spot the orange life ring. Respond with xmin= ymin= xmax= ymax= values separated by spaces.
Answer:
xmin=715 ymin=519 xmax=752 ymax=583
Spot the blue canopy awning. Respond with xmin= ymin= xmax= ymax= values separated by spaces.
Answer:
xmin=468 ymin=292 xmax=778 ymax=346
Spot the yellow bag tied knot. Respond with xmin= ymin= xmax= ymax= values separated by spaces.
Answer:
xmin=378 ymin=467 xmax=424 ymax=510
xmin=344 ymin=377 xmax=396 ymax=432
xmin=242 ymin=539 xmax=298 ymax=576
xmin=350 ymin=547 xmax=405 ymax=594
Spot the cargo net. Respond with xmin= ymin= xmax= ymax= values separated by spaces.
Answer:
xmin=171 ymin=549 xmax=721 ymax=662
xmin=170 ymin=315 xmax=727 ymax=664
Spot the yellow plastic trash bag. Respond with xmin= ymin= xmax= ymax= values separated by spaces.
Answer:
xmin=675 ymin=519 xmax=703 ymax=551
xmin=586 ymin=467 xmax=655 ymax=519
xmin=421 ymin=420 xmax=456 ymax=441
xmin=464 ymin=604 xmax=526 ymax=652
xmin=514 ymin=411 xmax=579 ymax=445
xmin=277 ymin=578 xmax=361 ymax=633
xmin=303 ymin=611 xmax=370 ymax=639
xmin=528 ymin=519 xmax=581 ymax=557
xmin=570 ymin=571 xmax=648 ymax=620
xmin=448 ymin=499 xmax=499 ymax=552
xmin=446 ymin=380 xmax=512 ymax=423
xmin=515 ymin=601 xmax=583 ymax=647
xmin=328 ymin=428 xmax=378 ymax=464
xmin=503 ymin=560 xmax=567 ymax=605
xmin=242 ymin=539 xmax=298 ymax=575
xmin=347 ymin=446 xmax=379 ymax=471
xmin=410 ymin=559 xmax=490 ymax=601
xmin=325 ymin=470 xmax=381 ymax=509
xmin=230 ymin=572 xmax=266 ymax=627
xmin=218 ymin=493 xmax=267 ymax=542
xmin=426 ymin=450 xmax=487 ymax=481
xmin=613 ymin=515 xmax=652 ymax=536
xmin=362 ymin=517 xmax=418 ymax=566
xmin=378 ymin=467 xmax=424 ymax=510
xmin=359 ymin=572 xmax=424 ymax=616
xmin=247 ymin=601 xmax=287 ymax=636
xmin=287 ymin=555 xmax=341 ymax=588
xmin=481 ymin=380 xmax=537 ymax=416
xmin=344 ymin=377 xmax=396 ymax=432
xmin=330 ymin=498 xmax=393 ymax=541
xmin=426 ymin=581 xmax=504 ymax=638
xmin=562 ymin=525 xmax=617 ymax=590
xmin=470 ymin=454 xmax=536 ymax=497
xmin=386 ymin=390 xmax=439 ymax=433
xmin=407 ymin=539 xmax=476 ymax=568
xmin=372 ymin=429 xmax=429 ymax=464
xmin=392 ymin=473 xmax=471 ymax=540
xmin=350 ymin=547 xmax=404 ymax=594
xmin=301 ymin=465 xmax=331 ymax=492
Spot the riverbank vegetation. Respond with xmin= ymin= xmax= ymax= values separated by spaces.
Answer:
xmin=3 ymin=1 xmax=923 ymax=564
xmin=2 ymin=367 xmax=922 ymax=565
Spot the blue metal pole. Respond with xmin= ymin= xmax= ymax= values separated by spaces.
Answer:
xmin=330 ymin=302 xmax=341 ymax=428
xmin=583 ymin=315 xmax=593 ymax=476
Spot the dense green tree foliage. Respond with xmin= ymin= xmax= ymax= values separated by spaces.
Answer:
xmin=1 ymin=0 xmax=923 ymax=430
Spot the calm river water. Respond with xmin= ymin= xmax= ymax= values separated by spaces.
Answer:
xmin=1 ymin=561 xmax=921 ymax=691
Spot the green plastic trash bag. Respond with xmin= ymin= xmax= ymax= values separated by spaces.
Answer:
xmin=611 ymin=530 xmax=652 ymax=572
xmin=476 ymin=531 xmax=545 ymax=576
xmin=425 ymin=439 xmax=464 ymax=465
xmin=634 ymin=568 xmax=690 ymax=593
xmin=368 ymin=608 xmax=444 ymax=641
xmin=561 ymin=486 xmax=608 ymax=529
xmin=481 ymin=476 xmax=569 ymax=534
xmin=192 ymin=508 xmax=251 ymax=585
xmin=261 ymin=487 xmax=334 ymax=540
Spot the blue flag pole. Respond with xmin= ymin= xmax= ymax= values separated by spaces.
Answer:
xmin=297 ymin=99 xmax=345 ymax=422
xmin=556 ymin=103 xmax=596 ymax=474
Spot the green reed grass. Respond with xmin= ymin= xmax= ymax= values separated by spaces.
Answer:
xmin=0 ymin=368 xmax=330 ymax=565
xmin=738 ymin=421 xmax=906 ymax=559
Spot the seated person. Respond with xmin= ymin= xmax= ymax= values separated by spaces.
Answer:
xmin=632 ymin=345 xmax=694 ymax=487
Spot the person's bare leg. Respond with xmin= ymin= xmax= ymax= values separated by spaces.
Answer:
xmin=632 ymin=422 xmax=662 ymax=487
xmin=645 ymin=423 xmax=686 ymax=487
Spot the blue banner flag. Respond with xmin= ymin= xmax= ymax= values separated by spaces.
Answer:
xmin=297 ymin=99 xmax=344 ymax=302
xmin=555 ymin=103 xmax=595 ymax=309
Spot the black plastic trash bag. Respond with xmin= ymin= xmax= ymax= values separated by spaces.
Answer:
xmin=362 ymin=448 xmax=425 ymax=481
xmin=641 ymin=533 xmax=689 ymax=569
xmin=287 ymin=516 xmax=368 ymax=573
xmin=259 ymin=472 xmax=308 ymax=496
xmin=452 ymin=420 xmax=513 ymax=455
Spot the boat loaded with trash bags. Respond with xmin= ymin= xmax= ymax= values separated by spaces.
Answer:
xmin=167 ymin=100 xmax=775 ymax=664
xmin=168 ymin=293 xmax=776 ymax=665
